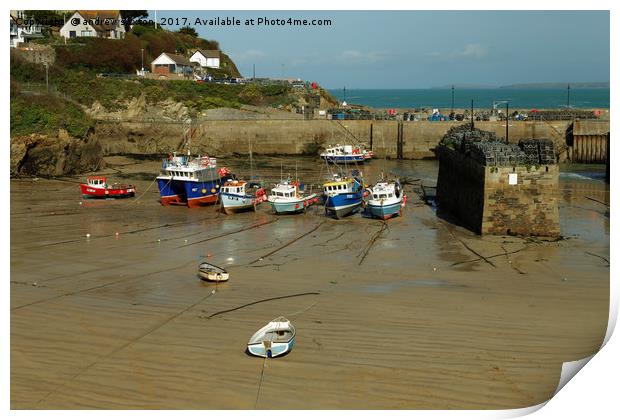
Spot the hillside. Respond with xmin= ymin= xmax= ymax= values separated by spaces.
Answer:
xmin=10 ymin=22 xmax=339 ymax=176
xmin=10 ymin=25 xmax=306 ymax=134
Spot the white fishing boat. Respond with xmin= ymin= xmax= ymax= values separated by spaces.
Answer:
xmin=268 ymin=180 xmax=319 ymax=215
xmin=247 ymin=317 xmax=296 ymax=358
xmin=367 ymin=179 xmax=406 ymax=220
xmin=220 ymin=180 xmax=267 ymax=214
xmin=220 ymin=138 xmax=267 ymax=214
xmin=197 ymin=262 xmax=229 ymax=282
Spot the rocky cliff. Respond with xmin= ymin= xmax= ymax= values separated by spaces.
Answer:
xmin=11 ymin=129 xmax=104 ymax=177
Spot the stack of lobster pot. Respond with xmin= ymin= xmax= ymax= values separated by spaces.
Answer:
xmin=538 ymin=139 xmax=556 ymax=164
xmin=519 ymin=139 xmax=542 ymax=165
xmin=467 ymin=141 xmax=527 ymax=167
xmin=469 ymin=142 xmax=497 ymax=166
xmin=518 ymin=138 xmax=556 ymax=165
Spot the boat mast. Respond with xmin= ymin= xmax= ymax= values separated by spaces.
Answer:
xmin=249 ymin=138 xmax=254 ymax=181
xmin=186 ymin=118 xmax=193 ymax=156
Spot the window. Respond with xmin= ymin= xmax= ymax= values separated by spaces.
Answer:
xmin=80 ymin=30 xmax=92 ymax=37
xmin=380 ymin=194 xmax=387 ymax=199
xmin=373 ymin=194 xmax=378 ymax=199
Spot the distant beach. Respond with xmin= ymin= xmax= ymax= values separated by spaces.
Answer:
xmin=327 ymin=88 xmax=610 ymax=110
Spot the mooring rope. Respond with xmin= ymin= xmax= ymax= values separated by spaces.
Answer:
xmin=125 ymin=176 xmax=161 ymax=205
xmin=254 ymin=357 xmax=268 ymax=408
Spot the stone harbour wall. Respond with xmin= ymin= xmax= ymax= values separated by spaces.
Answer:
xmin=482 ymin=165 xmax=560 ymax=237
xmin=436 ymin=147 xmax=486 ymax=233
xmin=436 ymin=146 xmax=560 ymax=237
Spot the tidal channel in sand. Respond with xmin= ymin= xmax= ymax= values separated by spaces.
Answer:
xmin=10 ymin=156 xmax=609 ymax=409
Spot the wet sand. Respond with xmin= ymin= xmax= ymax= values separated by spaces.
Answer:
xmin=10 ymin=156 xmax=609 ymax=409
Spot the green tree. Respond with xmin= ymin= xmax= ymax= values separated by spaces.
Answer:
xmin=120 ymin=10 xmax=149 ymax=32
xmin=178 ymin=26 xmax=198 ymax=37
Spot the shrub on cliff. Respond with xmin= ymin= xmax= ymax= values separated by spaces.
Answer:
xmin=11 ymin=94 xmax=94 ymax=139
xmin=55 ymin=34 xmax=144 ymax=73
xmin=259 ymin=84 xmax=289 ymax=97
xmin=10 ymin=50 xmax=45 ymax=83
xmin=238 ymin=84 xmax=262 ymax=105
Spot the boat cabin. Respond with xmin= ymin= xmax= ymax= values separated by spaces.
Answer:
xmin=323 ymin=179 xmax=354 ymax=195
xmin=370 ymin=182 xmax=401 ymax=200
xmin=86 ymin=176 xmax=107 ymax=188
xmin=324 ymin=144 xmax=357 ymax=155
xmin=221 ymin=180 xmax=247 ymax=195
xmin=271 ymin=183 xmax=297 ymax=198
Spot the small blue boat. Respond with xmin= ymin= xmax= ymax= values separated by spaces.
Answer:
xmin=247 ymin=317 xmax=296 ymax=358
xmin=323 ymin=173 xmax=365 ymax=219
xmin=367 ymin=180 xmax=405 ymax=220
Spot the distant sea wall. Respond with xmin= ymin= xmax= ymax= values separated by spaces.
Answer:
xmin=94 ymin=119 xmax=590 ymax=160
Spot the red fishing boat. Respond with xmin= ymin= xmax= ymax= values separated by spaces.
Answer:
xmin=80 ymin=176 xmax=136 ymax=199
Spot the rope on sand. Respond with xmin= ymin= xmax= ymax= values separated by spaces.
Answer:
xmin=255 ymin=357 xmax=268 ymax=408
xmin=203 ymin=291 xmax=320 ymax=319
xmin=125 ymin=176 xmax=160 ymax=205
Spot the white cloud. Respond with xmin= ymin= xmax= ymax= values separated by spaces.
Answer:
xmin=425 ymin=44 xmax=489 ymax=61
xmin=459 ymin=43 xmax=488 ymax=58
xmin=290 ymin=57 xmax=308 ymax=66
xmin=231 ymin=49 xmax=267 ymax=62
xmin=340 ymin=50 xmax=385 ymax=63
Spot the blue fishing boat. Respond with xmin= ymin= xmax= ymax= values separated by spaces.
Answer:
xmin=320 ymin=144 xmax=366 ymax=164
xmin=367 ymin=180 xmax=405 ymax=220
xmin=323 ymin=172 xmax=365 ymax=219
xmin=157 ymin=153 xmax=232 ymax=208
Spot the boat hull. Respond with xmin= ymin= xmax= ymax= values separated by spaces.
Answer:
xmin=247 ymin=338 xmax=295 ymax=358
xmin=198 ymin=271 xmax=230 ymax=282
xmin=220 ymin=192 xmax=257 ymax=214
xmin=325 ymin=193 xmax=363 ymax=219
xmin=321 ymin=155 xmax=366 ymax=164
xmin=367 ymin=201 xmax=403 ymax=220
xmin=80 ymin=184 xmax=135 ymax=199
xmin=269 ymin=195 xmax=318 ymax=214
xmin=157 ymin=177 xmax=223 ymax=207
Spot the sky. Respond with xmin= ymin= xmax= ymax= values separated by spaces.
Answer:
xmin=148 ymin=10 xmax=610 ymax=89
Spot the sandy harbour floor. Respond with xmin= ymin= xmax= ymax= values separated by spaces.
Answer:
xmin=10 ymin=156 xmax=609 ymax=409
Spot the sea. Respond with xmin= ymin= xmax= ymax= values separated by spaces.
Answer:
xmin=327 ymin=88 xmax=610 ymax=110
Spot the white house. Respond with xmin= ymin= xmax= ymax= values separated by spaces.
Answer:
xmin=151 ymin=53 xmax=193 ymax=75
xmin=189 ymin=49 xmax=221 ymax=69
xmin=60 ymin=10 xmax=125 ymax=40
xmin=10 ymin=10 xmax=44 ymax=48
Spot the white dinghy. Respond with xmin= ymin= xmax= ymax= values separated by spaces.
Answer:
xmin=198 ymin=262 xmax=230 ymax=282
xmin=247 ymin=317 xmax=296 ymax=358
